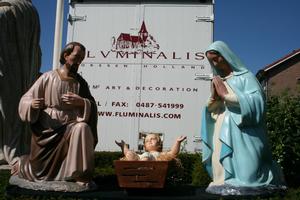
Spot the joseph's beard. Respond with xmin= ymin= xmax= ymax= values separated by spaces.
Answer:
xmin=70 ymin=64 xmax=79 ymax=74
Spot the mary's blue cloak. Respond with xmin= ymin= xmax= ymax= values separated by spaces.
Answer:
xmin=201 ymin=41 xmax=284 ymax=187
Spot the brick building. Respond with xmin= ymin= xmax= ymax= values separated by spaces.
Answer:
xmin=256 ymin=49 xmax=300 ymax=97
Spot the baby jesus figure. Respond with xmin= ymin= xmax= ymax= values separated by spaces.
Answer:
xmin=115 ymin=134 xmax=186 ymax=161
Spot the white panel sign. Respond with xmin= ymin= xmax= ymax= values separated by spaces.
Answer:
xmin=67 ymin=2 xmax=213 ymax=152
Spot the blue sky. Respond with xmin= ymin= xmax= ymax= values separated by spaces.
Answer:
xmin=32 ymin=0 xmax=300 ymax=74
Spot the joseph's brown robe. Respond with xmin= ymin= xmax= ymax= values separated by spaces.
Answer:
xmin=18 ymin=70 xmax=98 ymax=182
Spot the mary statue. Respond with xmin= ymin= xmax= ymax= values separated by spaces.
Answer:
xmin=201 ymin=41 xmax=286 ymax=196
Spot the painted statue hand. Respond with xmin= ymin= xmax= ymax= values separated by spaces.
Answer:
xmin=31 ymin=98 xmax=45 ymax=109
xmin=212 ymin=76 xmax=228 ymax=100
xmin=115 ymin=140 xmax=129 ymax=153
xmin=115 ymin=140 xmax=126 ymax=148
xmin=61 ymin=92 xmax=84 ymax=107
xmin=176 ymin=135 xmax=187 ymax=143
xmin=211 ymin=81 xmax=218 ymax=100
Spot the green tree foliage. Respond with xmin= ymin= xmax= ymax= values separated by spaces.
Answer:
xmin=266 ymin=95 xmax=300 ymax=187
xmin=191 ymin=157 xmax=211 ymax=187
xmin=166 ymin=153 xmax=211 ymax=186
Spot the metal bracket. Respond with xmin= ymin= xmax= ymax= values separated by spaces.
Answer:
xmin=194 ymin=73 xmax=213 ymax=81
xmin=195 ymin=14 xmax=214 ymax=22
xmin=193 ymin=136 xmax=202 ymax=143
xmin=68 ymin=14 xmax=87 ymax=25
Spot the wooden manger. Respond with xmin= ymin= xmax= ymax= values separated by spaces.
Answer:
xmin=114 ymin=160 xmax=170 ymax=188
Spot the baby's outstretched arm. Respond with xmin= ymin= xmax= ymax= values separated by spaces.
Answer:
xmin=167 ymin=136 xmax=187 ymax=158
xmin=115 ymin=140 xmax=140 ymax=160
xmin=115 ymin=140 xmax=128 ymax=154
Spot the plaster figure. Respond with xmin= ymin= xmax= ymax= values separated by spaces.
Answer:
xmin=116 ymin=134 xmax=186 ymax=161
xmin=201 ymin=41 xmax=286 ymax=195
xmin=13 ymin=42 xmax=98 ymax=189
xmin=0 ymin=0 xmax=41 ymax=166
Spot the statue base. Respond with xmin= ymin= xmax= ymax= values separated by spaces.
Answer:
xmin=206 ymin=184 xmax=287 ymax=196
xmin=9 ymin=175 xmax=97 ymax=192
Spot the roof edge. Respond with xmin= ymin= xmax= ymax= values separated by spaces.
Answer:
xmin=263 ymin=49 xmax=300 ymax=72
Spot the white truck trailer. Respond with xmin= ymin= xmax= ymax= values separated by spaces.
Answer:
xmin=67 ymin=0 xmax=214 ymax=152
